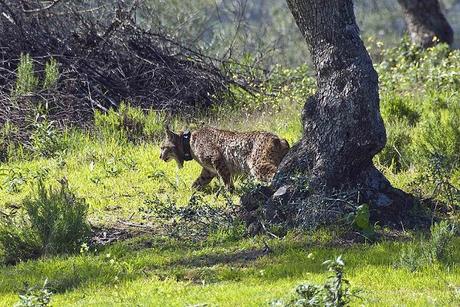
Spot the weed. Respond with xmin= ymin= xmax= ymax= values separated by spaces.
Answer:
xmin=94 ymin=103 xmax=169 ymax=143
xmin=15 ymin=279 xmax=52 ymax=307
xmin=2 ymin=168 xmax=27 ymax=194
xmin=427 ymin=221 xmax=457 ymax=263
xmin=272 ymin=255 xmax=359 ymax=306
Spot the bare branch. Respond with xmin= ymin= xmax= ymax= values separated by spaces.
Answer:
xmin=22 ymin=0 xmax=63 ymax=13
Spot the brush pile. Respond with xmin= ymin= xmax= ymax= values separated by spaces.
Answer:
xmin=0 ymin=0 xmax=241 ymax=138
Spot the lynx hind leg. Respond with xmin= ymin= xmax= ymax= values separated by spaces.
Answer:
xmin=192 ymin=168 xmax=215 ymax=190
xmin=250 ymin=137 xmax=287 ymax=182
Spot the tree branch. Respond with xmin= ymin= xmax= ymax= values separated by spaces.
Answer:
xmin=22 ymin=0 xmax=63 ymax=13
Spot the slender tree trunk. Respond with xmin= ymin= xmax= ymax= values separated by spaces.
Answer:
xmin=397 ymin=0 xmax=453 ymax=48
xmin=240 ymin=0 xmax=413 ymax=230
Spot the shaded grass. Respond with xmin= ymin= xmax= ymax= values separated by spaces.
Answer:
xmin=0 ymin=235 xmax=458 ymax=306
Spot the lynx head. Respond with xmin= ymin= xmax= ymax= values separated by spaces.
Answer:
xmin=159 ymin=126 xmax=184 ymax=168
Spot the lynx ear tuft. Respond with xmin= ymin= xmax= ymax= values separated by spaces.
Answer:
xmin=165 ymin=124 xmax=175 ymax=139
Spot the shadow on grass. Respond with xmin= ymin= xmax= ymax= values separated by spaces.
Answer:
xmin=2 ymin=235 xmax=458 ymax=295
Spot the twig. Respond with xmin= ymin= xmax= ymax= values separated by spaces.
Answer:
xmin=22 ymin=0 xmax=64 ymax=13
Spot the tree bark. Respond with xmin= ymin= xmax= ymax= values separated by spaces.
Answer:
xmin=240 ymin=0 xmax=414 ymax=230
xmin=397 ymin=0 xmax=453 ymax=48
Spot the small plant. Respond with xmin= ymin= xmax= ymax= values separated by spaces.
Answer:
xmin=2 ymin=168 xmax=27 ymax=193
xmin=43 ymin=58 xmax=59 ymax=89
xmin=427 ymin=221 xmax=457 ymax=263
xmin=272 ymin=255 xmax=359 ymax=306
xmin=322 ymin=256 xmax=354 ymax=306
xmin=15 ymin=279 xmax=52 ymax=307
xmin=15 ymin=53 xmax=39 ymax=96
xmin=30 ymin=114 xmax=65 ymax=157
xmin=0 ymin=120 xmax=19 ymax=162
xmin=0 ymin=179 xmax=91 ymax=264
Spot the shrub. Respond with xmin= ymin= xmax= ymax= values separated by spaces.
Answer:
xmin=0 ymin=180 xmax=91 ymax=264
xmin=375 ymin=118 xmax=412 ymax=172
xmin=397 ymin=221 xmax=457 ymax=271
xmin=410 ymin=104 xmax=460 ymax=176
xmin=427 ymin=221 xmax=457 ymax=263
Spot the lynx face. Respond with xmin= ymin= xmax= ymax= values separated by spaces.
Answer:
xmin=159 ymin=130 xmax=184 ymax=168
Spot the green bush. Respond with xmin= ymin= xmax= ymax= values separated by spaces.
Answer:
xmin=375 ymin=118 xmax=412 ymax=171
xmin=410 ymin=103 xmax=460 ymax=176
xmin=0 ymin=180 xmax=91 ymax=264
xmin=376 ymin=40 xmax=460 ymax=202
xmin=0 ymin=120 xmax=19 ymax=162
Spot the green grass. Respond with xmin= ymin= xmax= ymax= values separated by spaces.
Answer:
xmin=0 ymin=235 xmax=458 ymax=306
xmin=1 ymin=44 xmax=460 ymax=306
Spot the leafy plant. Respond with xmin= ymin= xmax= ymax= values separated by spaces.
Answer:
xmin=15 ymin=279 xmax=52 ymax=307
xmin=30 ymin=114 xmax=65 ymax=157
xmin=2 ymin=168 xmax=27 ymax=193
xmin=272 ymin=255 xmax=359 ymax=306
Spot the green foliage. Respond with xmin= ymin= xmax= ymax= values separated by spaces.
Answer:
xmin=273 ymin=256 xmax=359 ymax=307
xmin=94 ymin=103 xmax=168 ymax=143
xmin=0 ymin=121 xmax=19 ymax=162
xmin=30 ymin=114 xmax=66 ymax=158
xmin=376 ymin=40 xmax=460 ymax=202
xmin=398 ymin=221 xmax=457 ymax=271
xmin=410 ymin=104 xmax=460 ymax=177
xmin=15 ymin=54 xmax=39 ymax=96
xmin=43 ymin=58 xmax=59 ymax=90
xmin=15 ymin=279 xmax=52 ymax=307
xmin=0 ymin=180 xmax=91 ymax=264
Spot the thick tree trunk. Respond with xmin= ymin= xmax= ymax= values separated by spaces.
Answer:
xmin=240 ymin=0 xmax=414 ymax=230
xmin=397 ymin=0 xmax=453 ymax=48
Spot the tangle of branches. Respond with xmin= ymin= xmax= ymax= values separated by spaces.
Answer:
xmin=0 ymin=0 xmax=249 ymax=144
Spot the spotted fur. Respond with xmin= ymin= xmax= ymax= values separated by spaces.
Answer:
xmin=160 ymin=126 xmax=290 ymax=191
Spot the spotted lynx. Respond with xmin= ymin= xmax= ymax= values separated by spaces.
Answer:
xmin=160 ymin=126 xmax=290 ymax=191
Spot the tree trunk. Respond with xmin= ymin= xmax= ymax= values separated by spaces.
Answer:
xmin=240 ymin=0 xmax=414 ymax=230
xmin=397 ymin=0 xmax=453 ymax=48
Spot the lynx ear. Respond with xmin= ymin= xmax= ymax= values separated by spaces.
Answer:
xmin=165 ymin=124 xmax=174 ymax=139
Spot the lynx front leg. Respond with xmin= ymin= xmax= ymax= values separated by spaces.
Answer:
xmin=192 ymin=168 xmax=215 ymax=190
xmin=213 ymin=158 xmax=234 ymax=192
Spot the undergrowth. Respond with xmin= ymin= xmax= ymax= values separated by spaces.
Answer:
xmin=0 ymin=180 xmax=90 ymax=265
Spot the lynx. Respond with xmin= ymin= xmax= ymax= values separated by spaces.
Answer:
xmin=160 ymin=126 xmax=290 ymax=191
